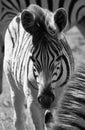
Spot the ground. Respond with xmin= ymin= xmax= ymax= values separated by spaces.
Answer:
xmin=0 ymin=26 xmax=85 ymax=130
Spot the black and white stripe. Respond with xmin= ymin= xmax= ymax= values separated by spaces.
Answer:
xmin=51 ymin=64 xmax=85 ymax=130
xmin=4 ymin=4 xmax=74 ymax=96
xmin=1 ymin=0 xmax=85 ymax=37
xmin=3 ymin=4 xmax=75 ymax=130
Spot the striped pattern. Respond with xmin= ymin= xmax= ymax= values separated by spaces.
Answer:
xmin=1 ymin=0 xmax=85 ymax=37
xmin=51 ymin=64 xmax=85 ymax=130
xmin=1 ymin=1 xmax=85 ymax=130
xmin=4 ymin=5 xmax=74 ymax=91
xmin=3 ymin=5 xmax=74 ymax=129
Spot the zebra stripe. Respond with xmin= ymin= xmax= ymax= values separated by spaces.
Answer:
xmin=68 ymin=0 xmax=78 ymax=24
xmin=76 ymin=5 xmax=85 ymax=21
xmin=3 ymin=4 xmax=75 ymax=130
xmin=1 ymin=0 xmax=85 ymax=38
xmin=4 ymin=4 xmax=74 ymax=93
xmin=51 ymin=64 xmax=85 ymax=130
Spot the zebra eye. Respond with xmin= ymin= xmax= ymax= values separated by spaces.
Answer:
xmin=56 ymin=63 xmax=61 ymax=69
xmin=33 ymin=66 xmax=39 ymax=80
xmin=54 ymin=61 xmax=61 ymax=69
xmin=52 ymin=62 xmax=61 ymax=83
xmin=54 ymin=62 xmax=61 ymax=74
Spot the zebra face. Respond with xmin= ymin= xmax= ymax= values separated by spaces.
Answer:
xmin=21 ymin=5 xmax=73 ymax=109
xmin=31 ymin=55 xmax=64 ymax=109
xmin=32 ymin=55 xmax=62 ymax=89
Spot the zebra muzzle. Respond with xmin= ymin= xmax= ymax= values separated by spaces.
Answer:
xmin=38 ymin=90 xmax=55 ymax=109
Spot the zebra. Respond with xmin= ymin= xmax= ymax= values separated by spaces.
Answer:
xmin=4 ymin=4 xmax=74 ymax=130
xmin=0 ymin=0 xmax=85 ymax=95
xmin=46 ymin=63 xmax=85 ymax=130
xmin=0 ymin=0 xmax=85 ymax=94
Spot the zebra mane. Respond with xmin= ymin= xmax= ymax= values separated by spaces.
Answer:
xmin=50 ymin=63 xmax=85 ymax=130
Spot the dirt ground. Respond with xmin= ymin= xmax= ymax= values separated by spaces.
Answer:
xmin=0 ymin=26 xmax=85 ymax=130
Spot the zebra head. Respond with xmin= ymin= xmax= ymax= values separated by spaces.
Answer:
xmin=21 ymin=4 xmax=74 ymax=109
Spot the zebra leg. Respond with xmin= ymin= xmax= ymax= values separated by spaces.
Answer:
xmin=10 ymin=87 xmax=26 ymax=130
xmin=4 ymin=60 xmax=27 ymax=130
xmin=23 ymin=85 xmax=45 ymax=130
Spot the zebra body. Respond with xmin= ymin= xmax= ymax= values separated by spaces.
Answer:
xmin=4 ymin=4 xmax=74 ymax=130
xmin=1 ymin=0 xmax=85 ymax=37
xmin=47 ymin=64 xmax=85 ymax=130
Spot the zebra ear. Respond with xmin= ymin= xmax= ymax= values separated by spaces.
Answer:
xmin=21 ymin=10 xmax=35 ymax=34
xmin=54 ymin=8 xmax=67 ymax=32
